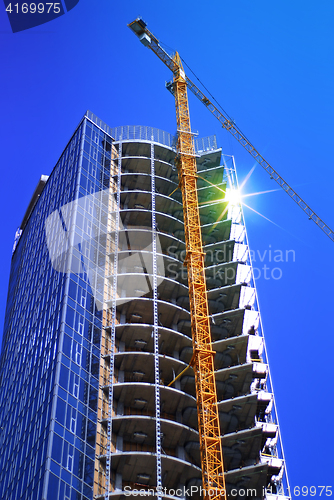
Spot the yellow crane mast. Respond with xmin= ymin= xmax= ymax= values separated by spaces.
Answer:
xmin=172 ymin=53 xmax=226 ymax=499
xmin=128 ymin=19 xmax=226 ymax=500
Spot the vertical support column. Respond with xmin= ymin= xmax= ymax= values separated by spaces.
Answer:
xmin=151 ymin=140 xmax=162 ymax=499
xmin=105 ymin=141 xmax=122 ymax=500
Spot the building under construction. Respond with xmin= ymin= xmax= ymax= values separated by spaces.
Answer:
xmin=0 ymin=111 xmax=290 ymax=500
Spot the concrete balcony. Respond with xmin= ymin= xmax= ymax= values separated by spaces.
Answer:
xmin=114 ymin=298 xmax=190 ymax=331
xmin=111 ymin=383 xmax=197 ymax=428
xmin=218 ymin=392 xmax=273 ymax=434
xmin=119 ymin=141 xmax=176 ymax=165
xmin=205 ymin=261 xmax=252 ymax=288
xmin=113 ymin=352 xmax=190 ymax=388
xmin=114 ymin=324 xmax=192 ymax=358
xmin=106 ymin=451 xmax=201 ymax=489
xmin=209 ymin=307 xmax=259 ymax=340
xmin=177 ymin=361 xmax=268 ymax=401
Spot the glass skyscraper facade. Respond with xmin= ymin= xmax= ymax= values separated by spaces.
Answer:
xmin=0 ymin=114 xmax=113 ymax=500
xmin=0 ymin=111 xmax=290 ymax=500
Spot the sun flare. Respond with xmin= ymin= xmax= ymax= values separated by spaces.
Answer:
xmin=225 ymin=187 xmax=242 ymax=206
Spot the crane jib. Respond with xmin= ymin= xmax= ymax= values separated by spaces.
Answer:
xmin=128 ymin=17 xmax=334 ymax=243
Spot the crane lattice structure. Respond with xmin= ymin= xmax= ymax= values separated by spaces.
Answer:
xmin=173 ymin=51 xmax=226 ymax=499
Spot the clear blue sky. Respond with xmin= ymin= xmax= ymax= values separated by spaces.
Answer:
xmin=1 ymin=0 xmax=333 ymax=495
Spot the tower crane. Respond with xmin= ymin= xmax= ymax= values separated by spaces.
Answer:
xmin=129 ymin=18 xmax=226 ymax=500
xmin=128 ymin=16 xmax=334 ymax=500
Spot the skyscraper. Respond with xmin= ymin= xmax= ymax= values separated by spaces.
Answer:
xmin=0 ymin=111 xmax=290 ymax=500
